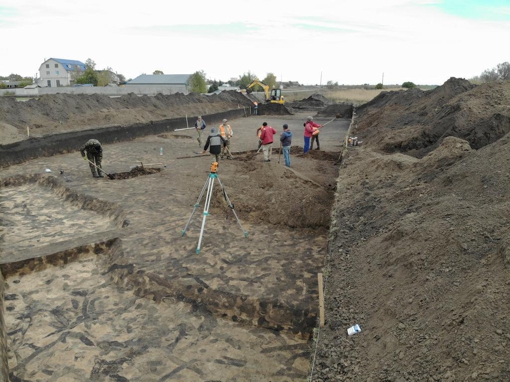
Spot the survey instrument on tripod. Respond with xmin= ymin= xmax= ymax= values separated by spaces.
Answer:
xmin=181 ymin=162 xmax=248 ymax=254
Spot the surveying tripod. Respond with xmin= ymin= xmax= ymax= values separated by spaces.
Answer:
xmin=182 ymin=162 xmax=248 ymax=254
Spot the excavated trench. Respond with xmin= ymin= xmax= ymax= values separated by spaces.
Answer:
xmin=0 ymin=175 xmax=316 ymax=381
xmin=0 ymin=109 xmax=349 ymax=380
xmin=0 ymin=164 xmax=325 ymax=380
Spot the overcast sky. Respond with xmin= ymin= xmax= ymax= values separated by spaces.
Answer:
xmin=1 ymin=0 xmax=509 ymax=85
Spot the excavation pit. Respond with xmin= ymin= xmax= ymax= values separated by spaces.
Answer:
xmin=0 ymin=113 xmax=351 ymax=380
xmin=1 ymin=240 xmax=310 ymax=381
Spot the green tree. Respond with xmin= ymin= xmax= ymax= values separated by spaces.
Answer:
xmin=480 ymin=69 xmax=498 ymax=82
xmin=402 ymin=81 xmax=416 ymax=89
xmin=375 ymin=83 xmax=383 ymax=89
xmin=327 ymin=80 xmax=339 ymax=89
xmin=19 ymin=80 xmax=33 ymax=87
xmin=187 ymin=71 xmax=207 ymax=93
xmin=262 ymin=73 xmax=277 ymax=90
xmin=75 ymin=58 xmax=98 ymax=86
xmin=497 ymin=62 xmax=510 ymax=80
xmin=97 ymin=70 xmax=111 ymax=86
xmin=238 ymin=71 xmax=257 ymax=89
xmin=208 ymin=80 xmax=221 ymax=93
xmin=153 ymin=70 xmax=164 ymax=75
xmin=8 ymin=73 xmax=23 ymax=81
xmin=479 ymin=62 xmax=510 ymax=82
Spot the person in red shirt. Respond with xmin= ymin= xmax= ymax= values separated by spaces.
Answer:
xmin=256 ymin=122 xmax=267 ymax=150
xmin=259 ymin=122 xmax=277 ymax=162
xmin=304 ymin=116 xmax=321 ymax=153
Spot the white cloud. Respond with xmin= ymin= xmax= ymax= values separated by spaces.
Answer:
xmin=1 ymin=0 xmax=508 ymax=85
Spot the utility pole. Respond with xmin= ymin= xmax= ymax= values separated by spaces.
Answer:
xmin=320 ymin=71 xmax=322 ymax=87
xmin=382 ymin=72 xmax=384 ymax=87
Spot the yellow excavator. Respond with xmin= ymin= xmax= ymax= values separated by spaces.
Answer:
xmin=246 ymin=79 xmax=285 ymax=104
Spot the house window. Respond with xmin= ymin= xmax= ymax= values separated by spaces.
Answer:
xmin=46 ymin=64 xmax=49 ymax=68
xmin=56 ymin=80 xmax=61 ymax=87
xmin=55 ymin=64 xmax=58 ymax=68
xmin=46 ymin=71 xmax=50 ymax=75
xmin=55 ymin=71 xmax=59 ymax=75
xmin=47 ymin=80 xmax=51 ymax=87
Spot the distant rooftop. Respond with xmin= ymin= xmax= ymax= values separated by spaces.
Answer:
xmin=126 ymin=74 xmax=191 ymax=85
xmin=50 ymin=58 xmax=86 ymax=71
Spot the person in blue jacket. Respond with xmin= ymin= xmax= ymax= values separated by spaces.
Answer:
xmin=280 ymin=124 xmax=293 ymax=167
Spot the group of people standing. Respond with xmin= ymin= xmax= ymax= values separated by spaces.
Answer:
xmin=199 ymin=115 xmax=323 ymax=169
xmin=255 ymin=116 xmax=322 ymax=167
xmin=80 ymin=115 xmax=323 ymax=178
xmin=256 ymin=122 xmax=292 ymax=166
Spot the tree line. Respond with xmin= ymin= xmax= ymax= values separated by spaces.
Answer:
xmin=183 ymin=70 xmax=278 ymax=94
xmin=470 ymin=62 xmax=510 ymax=84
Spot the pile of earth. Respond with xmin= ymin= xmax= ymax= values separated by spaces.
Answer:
xmin=316 ymin=103 xmax=354 ymax=119
xmin=311 ymin=79 xmax=510 ymax=381
xmin=286 ymin=94 xmax=334 ymax=113
xmin=0 ymin=91 xmax=253 ymax=143
xmin=257 ymin=102 xmax=294 ymax=115
xmin=285 ymin=93 xmax=354 ymax=119
xmin=352 ymin=77 xmax=510 ymax=157
xmin=108 ymin=166 xmax=162 ymax=180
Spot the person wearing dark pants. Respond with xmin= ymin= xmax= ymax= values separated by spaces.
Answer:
xmin=280 ymin=124 xmax=293 ymax=167
xmin=203 ymin=127 xmax=227 ymax=163
xmin=310 ymin=124 xmax=321 ymax=150
xmin=80 ymin=139 xmax=104 ymax=178
xmin=303 ymin=116 xmax=321 ymax=154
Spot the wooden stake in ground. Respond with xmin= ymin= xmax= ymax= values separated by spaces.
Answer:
xmin=318 ymin=273 xmax=325 ymax=327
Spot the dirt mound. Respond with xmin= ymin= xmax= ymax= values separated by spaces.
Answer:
xmin=0 ymin=91 xmax=253 ymax=143
xmin=316 ymin=103 xmax=354 ymax=119
xmin=287 ymin=93 xmax=333 ymax=112
xmin=353 ymin=78 xmax=510 ymax=157
xmin=311 ymin=78 xmax=510 ymax=381
xmin=257 ymin=103 xmax=293 ymax=115
xmin=108 ymin=166 xmax=161 ymax=180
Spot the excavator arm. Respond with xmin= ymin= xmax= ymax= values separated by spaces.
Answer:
xmin=246 ymin=79 xmax=270 ymax=101
xmin=246 ymin=78 xmax=285 ymax=105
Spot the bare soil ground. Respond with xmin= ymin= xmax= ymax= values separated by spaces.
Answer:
xmin=1 ymin=80 xmax=509 ymax=381
xmin=0 ymin=92 xmax=348 ymax=380
xmin=311 ymin=78 xmax=510 ymax=381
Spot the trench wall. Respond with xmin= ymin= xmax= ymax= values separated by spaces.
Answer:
xmin=0 ymin=108 xmax=248 ymax=167
xmin=0 ymin=272 xmax=8 ymax=382
xmin=0 ymin=84 xmax=189 ymax=97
